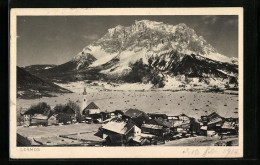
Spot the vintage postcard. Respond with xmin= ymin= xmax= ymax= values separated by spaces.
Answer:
xmin=10 ymin=8 xmax=243 ymax=158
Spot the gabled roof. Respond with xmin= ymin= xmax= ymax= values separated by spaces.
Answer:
xmin=178 ymin=113 xmax=192 ymax=119
xmin=221 ymin=121 xmax=235 ymax=129
xmin=124 ymin=109 xmax=145 ymax=118
xmin=207 ymin=112 xmax=223 ymax=120
xmin=63 ymin=106 xmax=75 ymax=114
xmin=31 ymin=114 xmax=48 ymax=120
xmin=148 ymin=113 xmax=168 ymax=119
xmin=84 ymin=102 xmax=99 ymax=110
xmin=111 ymin=110 xmax=124 ymax=115
xmin=141 ymin=124 xmax=163 ymax=130
xmin=55 ymin=113 xmax=72 ymax=121
xmin=128 ymin=115 xmax=150 ymax=128
xmin=102 ymin=121 xmax=135 ymax=135
xmin=146 ymin=119 xmax=173 ymax=128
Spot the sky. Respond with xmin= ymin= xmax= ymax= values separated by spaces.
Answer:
xmin=17 ymin=15 xmax=238 ymax=67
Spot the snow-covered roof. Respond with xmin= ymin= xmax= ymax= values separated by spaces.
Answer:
xmin=102 ymin=121 xmax=135 ymax=135
xmin=85 ymin=102 xmax=99 ymax=109
xmin=31 ymin=114 xmax=48 ymax=120
xmin=141 ymin=124 xmax=163 ymax=130
xmin=124 ymin=109 xmax=145 ymax=118
xmin=221 ymin=121 xmax=235 ymax=129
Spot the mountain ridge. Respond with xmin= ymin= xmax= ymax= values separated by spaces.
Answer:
xmin=23 ymin=20 xmax=238 ymax=88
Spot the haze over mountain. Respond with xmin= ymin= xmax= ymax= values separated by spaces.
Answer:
xmin=24 ymin=20 xmax=238 ymax=88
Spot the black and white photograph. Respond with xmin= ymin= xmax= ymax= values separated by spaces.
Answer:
xmin=10 ymin=8 xmax=243 ymax=158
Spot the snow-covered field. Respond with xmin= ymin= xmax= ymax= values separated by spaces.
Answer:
xmin=17 ymin=81 xmax=239 ymax=120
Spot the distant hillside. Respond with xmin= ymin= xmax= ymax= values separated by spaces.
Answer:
xmin=17 ymin=66 xmax=72 ymax=99
xmin=23 ymin=54 xmax=97 ymax=83
xmin=24 ymin=64 xmax=56 ymax=74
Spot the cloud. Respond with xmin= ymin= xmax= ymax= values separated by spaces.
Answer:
xmin=226 ymin=19 xmax=238 ymax=25
xmin=45 ymin=35 xmax=61 ymax=41
xmin=202 ymin=16 xmax=218 ymax=25
xmin=82 ymin=34 xmax=99 ymax=40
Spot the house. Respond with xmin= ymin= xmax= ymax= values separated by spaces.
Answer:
xmin=123 ymin=109 xmax=148 ymax=119
xmin=100 ymin=112 xmax=111 ymax=121
xmin=199 ymin=112 xmax=225 ymax=136
xmin=141 ymin=118 xmax=174 ymax=142
xmin=61 ymin=106 xmax=76 ymax=123
xmin=30 ymin=114 xmax=48 ymax=126
xmin=62 ymin=106 xmax=76 ymax=115
xmin=221 ymin=119 xmax=238 ymax=135
xmin=47 ymin=114 xmax=58 ymax=125
xmin=122 ymin=109 xmax=150 ymax=128
xmin=22 ymin=114 xmax=31 ymax=127
xmin=109 ymin=110 xmax=124 ymax=119
xmin=95 ymin=121 xmax=141 ymax=146
xmin=204 ymin=112 xmax=224 ymax=132
xmin=122 ymin=109 xmax=149 ymax=126
xmin=225 ymin=117 xmax=238 ymax=124
xmin=173 ymin=113 xmax=200 ymax=135
xmin=127 ymin=136 xmax=152 ymax=146
xmin=56 ymin=113 xmax=73 ymax=124
xmin=147 ymin=113 xmax=168 ymax=121
xmin=167 ymin=115 xmax=179 ymax=121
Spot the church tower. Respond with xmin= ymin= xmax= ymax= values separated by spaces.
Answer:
xmin=82 ymin=87 xmax=87 ymax=111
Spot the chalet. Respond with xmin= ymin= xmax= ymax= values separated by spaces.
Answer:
xmin=61 ymin=106 xmax=76 ymax=123
xmin=22 ymin=114 xmax=31 ymax=127
xmin=100 ymin=112 xmax=110 ymax=121
xmin=109 ymin=110 xmax=124 ymax=119
xmin=95 ymin=121 xmax=141 ymax=146
xmin=122 ymin=109 xmax=149 ymax=127
xmin=147 ymin=113 xmax=168 ymax=121
xmin=127 ymin=136 xmax=151 ymax=146
xmin=225 ymin=117 xmax=238 ymax=124
xmin=30 ymin=114 xmax=48 ymax=126
xmin=173 ymin=113 xmax=200 ymax=135
xmin=123 ymin=109 xmax=147 ymax=119
xmin=204 ymin=112 xmax=224 ymax=131
xmin=56 ymin=113 xmax=73 ymax=124
xmin=221 ymin=118 xmax=238 ymax=135
xmin=141 ymin=119 xmax=174 ymax=139
xmin=47 ymin=114 xmax=58 ymax=125
xmin=62 ymin=106 xmax=76 ymax=116
xmin=167 ymin=115 xmax=179 ymax=121
xmin=199 ymin=112 xmax=225 ymax=136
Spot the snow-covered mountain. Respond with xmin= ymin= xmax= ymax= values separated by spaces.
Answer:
xmin=75 ymin=20 xmax=237 ymax=75
xmin=27 ymin=20 xmax=238 ymax=88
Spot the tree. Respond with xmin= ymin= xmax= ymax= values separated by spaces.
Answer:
xmin=66 ymin=101 xmax=81 ymax=122
xmin=25 ymin=102 xmax=51 ymax=115
xmin=53 ymin=104 xmax=66 ymax=114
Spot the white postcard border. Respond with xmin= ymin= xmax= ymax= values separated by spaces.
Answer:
xmin=10 ymin=8 xmax=244 ymax=159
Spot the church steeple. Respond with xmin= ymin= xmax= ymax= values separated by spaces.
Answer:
xmin=83 ymin=87 xmax=87 ymax=95
xmin=82 ymin=87 xmax=87 ymax=112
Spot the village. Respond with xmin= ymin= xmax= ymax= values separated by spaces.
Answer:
xmin=17 ymin=88 xmax=239 ymax=147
